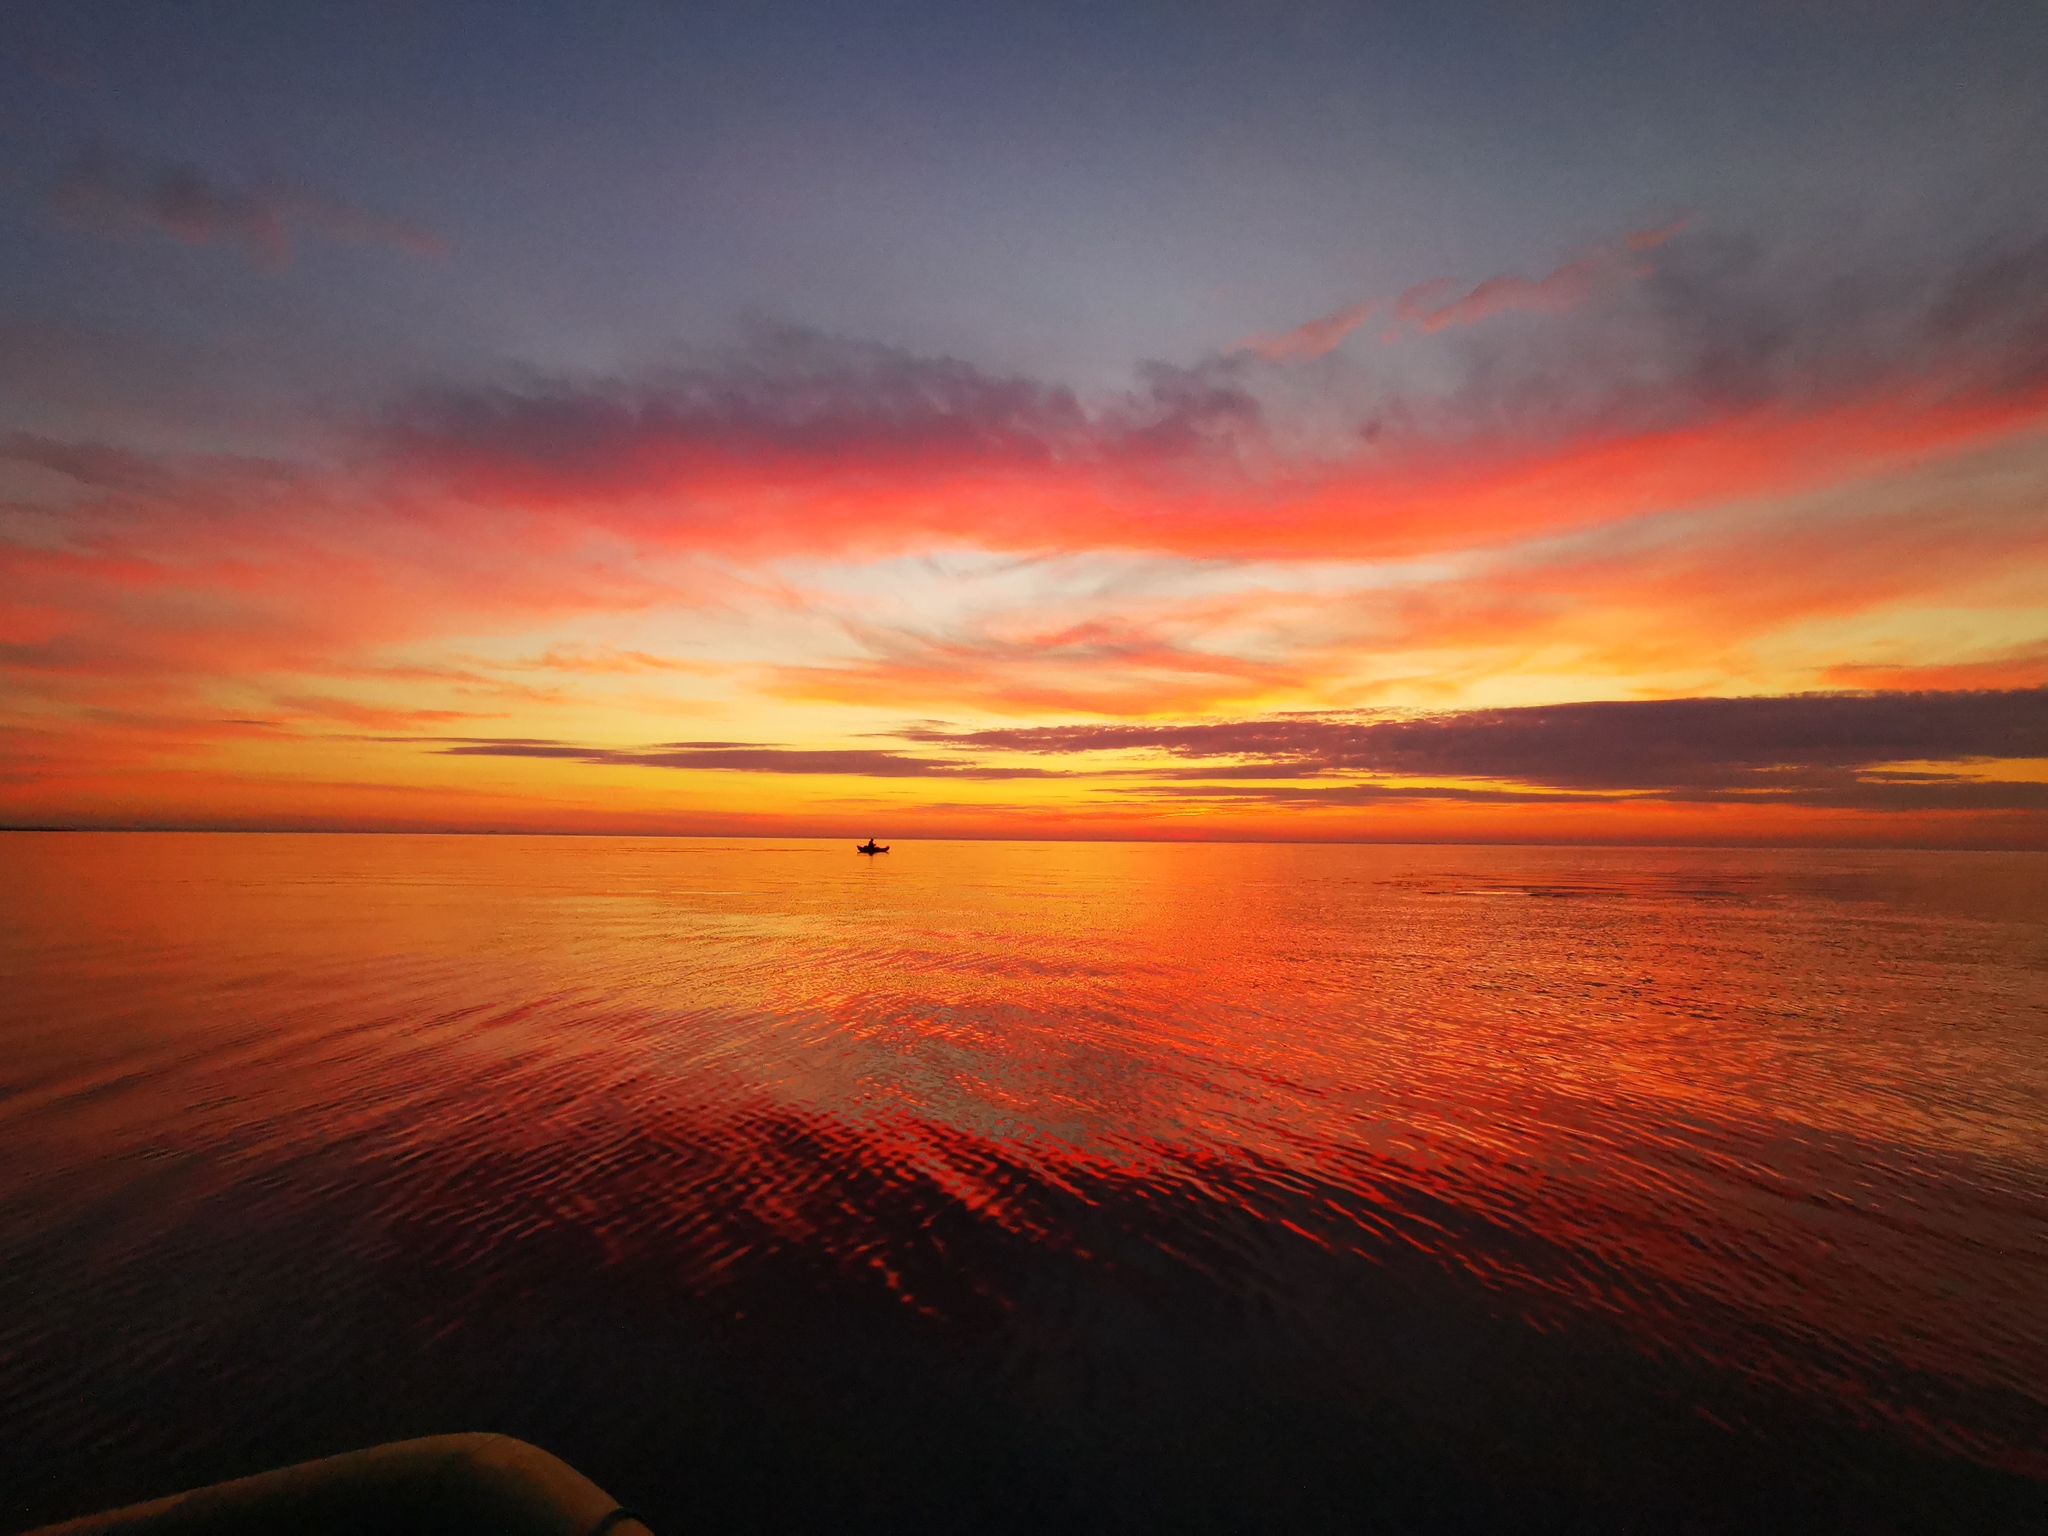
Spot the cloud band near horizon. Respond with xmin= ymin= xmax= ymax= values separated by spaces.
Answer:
xmin=5 ymin=216 xmax=2048 ymax=841
xmin=422 ymin=688 xmax=2048 ymax=814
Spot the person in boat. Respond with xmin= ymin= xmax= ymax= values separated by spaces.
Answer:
xmin=857 ymin=838 xmax=889 ymax=854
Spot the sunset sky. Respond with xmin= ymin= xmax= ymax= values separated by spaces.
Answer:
xmin=4 ymin=0 xmax=2047 ymax=842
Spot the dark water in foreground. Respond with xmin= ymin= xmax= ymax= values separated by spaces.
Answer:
xmin=2 ymin=834 xmax=2045 ymax=1533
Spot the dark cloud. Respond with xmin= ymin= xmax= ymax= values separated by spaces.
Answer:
xmin=1332 ymin=222 xmax=2048 ymax=458
xmin=393 ymin=331 xmax=1084 ymax=485
xmin=416 ymin=694 xmax=2048 ymax=811
xmin=1131 ymin=775 xmax=2048 ymax=813
xmin=388 ymin=326 xmax=1261 ymax=502
xmin=908 ymin=688 xmax=2048 ymax=808
xmin=1131 ymin=782 xmax=1580 ymax=806
xmin=1625 ymin=225 xmax=2048 ymax=416
xmin=375 ymin=218 xmax=2048 ymax=531
xmin=49 ymin=143 xmax=447 ymax=270
xmin=437 ymin=738 xmax=1064 ymax=780
xmin=1 ymin=431 xmax=169 ymax=493
xmin=1925 ymin=232 xmax=2048 ymax=395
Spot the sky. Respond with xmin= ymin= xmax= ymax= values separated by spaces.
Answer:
xmin=3 ymin=0 xmax=2047 ymax=843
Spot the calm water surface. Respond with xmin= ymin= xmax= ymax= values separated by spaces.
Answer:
xmin=2 ymin=834 xmax=2045 ymax=1532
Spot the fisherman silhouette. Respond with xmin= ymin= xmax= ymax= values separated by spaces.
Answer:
xmin=856 ymin=838 xmax=889 ymax=855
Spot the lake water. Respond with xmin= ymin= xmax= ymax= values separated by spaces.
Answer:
xmin=2 ymin=833 xmax=2044 ymax=1533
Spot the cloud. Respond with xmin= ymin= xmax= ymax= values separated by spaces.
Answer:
xmin=1237 ymin=221 xmax=1691 ymax=365
xmin=437 ymin=739 xmax=1065 ymax=779
xmin=1391 ymin=219 xmax=1687 ymax=336
xmin=1396 ymin=254 xmax=1606 ymax=333
xmin=1124 ymin=775 xmax=2048 ymax=812
xmin=907 ymin=687 xmax=2048 ymax=807
xmin=1820 ymin=644 xmax=2048 ymax=693
xmin=260 ymin=689 xmax=2048 ymax=833
xmin=49 ymin=143 xmax=447 ymax=269
xmin=1318 ymin=462 xmax=2048 ymax=697
xmin=6 ymin=216 xmax=2046 ymax=693
xmin=269 ymin=695 xmax=502 ymax=730
xmin=519 ymin=646 xmax=719 ymax=675
xmin=1237 ymin=300 xmax=1378 ymax=361
xmin=374 ymin=224 xmax=2048 ymax=569
xmin=6 ymin=221 xmax=2048 ymax=827
xmin=770 ymin=615 xmax=1303 ymax=717
xmin=387 ymin=328 xmax=1257 ymax=503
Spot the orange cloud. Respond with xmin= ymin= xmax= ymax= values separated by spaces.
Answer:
xmin=371 ymin=373 xmax=2048 ymax=574
xmin=372 ymin=217 xmax=2048 ymax=567
xmin=6 ymin=365 xmax=2044 ymax=747
xmin=7 ymin=224 xmax=2048 ymax=838
xmin=1313 ymin=464 xmax=2048 ymax=700
xmin=771 ymin=619 xmax=1304 ymax=718
xmin=267 ymin=695 xmax=505 ymax=730
xmin=1820 ymin=646 xmax=2048 ymax=693
xmin=521 ymin=646 xmax=721 ymax=675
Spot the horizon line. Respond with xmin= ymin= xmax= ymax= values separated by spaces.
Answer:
xmin=2 ymin=825 xmax=2040 ymax=854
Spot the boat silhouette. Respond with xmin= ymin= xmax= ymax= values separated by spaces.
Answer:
xmin=856 ymin=839 xmax=890 ymax=855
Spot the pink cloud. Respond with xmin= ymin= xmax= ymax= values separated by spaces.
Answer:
xmin=1399 ymin=252 xmax=1607 ymax=332
xmin=1391 ymin=276 xmax=1460 ymax=318
xmin=1237 ymin=300 xmax=1378 ymax=361
xmin=1627 ymin=219 xmax=1687 ymax=252
xmin=1253 ymin=221 xmax=1693 ymax=356
xmin=1392 ymin=218 xmax=1690 ymax=336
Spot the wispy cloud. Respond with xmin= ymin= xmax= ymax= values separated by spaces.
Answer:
xmin=270 ymin=695 xmax=502 ymax=730
xmin=771 ymin=615 xmax=1303 ymax=717
xmin=1237 ymin=300 xmax=1378 ymax=361
xmin=49 ymin=143 xmax=447 ymax=270
xmin=1391 ymin=220 xmax=1685 ymax=336
xmin=1239 ymin=221 xmax=1690 ymax=364
xmin=438 ymin=739 xmax=1066 ymax=779
xmin=516 ymin=646 xmax=721 ymax=675
xmin=1820 ymin=644 xmax=2048 ymax=693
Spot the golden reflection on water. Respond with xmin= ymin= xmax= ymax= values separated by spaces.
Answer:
xmin=3 ymin=833 xmax=2046 ymax=1520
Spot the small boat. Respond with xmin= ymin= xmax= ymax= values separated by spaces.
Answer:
xmin=856 ymin=839 xmax=890 ymax=855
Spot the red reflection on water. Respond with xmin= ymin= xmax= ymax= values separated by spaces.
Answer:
xmin=3 ymin=832 xmax=2046 ymax=1494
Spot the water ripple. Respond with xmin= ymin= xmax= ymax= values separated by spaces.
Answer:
xmin=2 ymin=834 xmax=2045 ymax=1532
